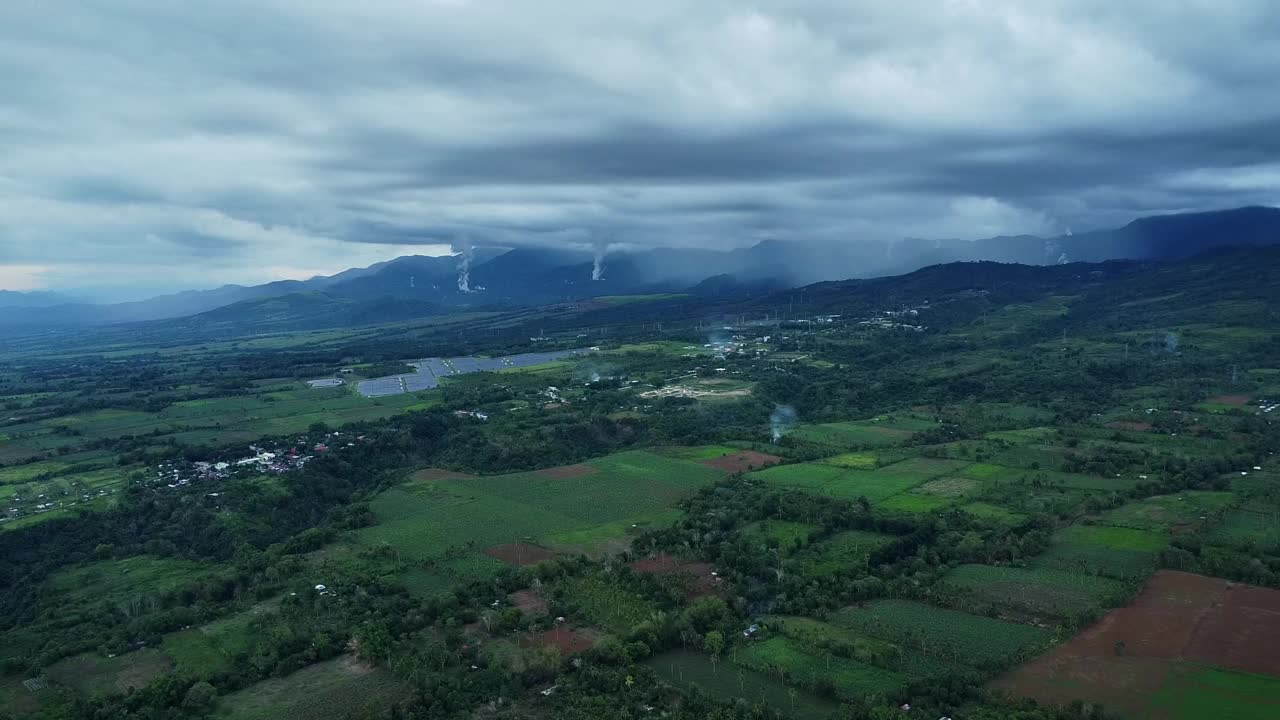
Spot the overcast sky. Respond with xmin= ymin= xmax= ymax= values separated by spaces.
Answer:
xmin=2 ymin=1 xmax=1278 ymax=298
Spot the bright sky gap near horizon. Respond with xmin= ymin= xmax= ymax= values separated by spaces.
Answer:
xmin=2 ymin=1 xmax=1279 ymax=299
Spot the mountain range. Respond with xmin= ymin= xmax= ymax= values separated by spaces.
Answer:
xmin=2 ymin=206 xmax=1277 ymax=333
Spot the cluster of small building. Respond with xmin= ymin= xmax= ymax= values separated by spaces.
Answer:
xmin=148 ymin=431 xmax=366 ymax=491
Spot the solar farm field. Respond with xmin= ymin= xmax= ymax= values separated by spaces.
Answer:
xmin=831 ymin=600 xmax=1054 ymax=669
xmin=942 ymin=564 xmax=1131 ymax=618
xmin=356 ymin=450 xmax=726 ymax=571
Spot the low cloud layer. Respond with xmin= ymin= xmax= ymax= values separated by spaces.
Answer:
xmin=2 ymin=1 xmax=1278 ymax=297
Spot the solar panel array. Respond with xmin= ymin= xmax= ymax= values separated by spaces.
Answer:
xmin=356 ymin=349 xmax=591 ymax=397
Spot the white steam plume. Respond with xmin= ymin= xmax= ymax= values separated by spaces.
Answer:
xmin=591 ymin=239 xmax=608 ymax=281
xmin=455 ymin=239 xmax=473 ymax=293
xmin=770 ymin=405 xmax=798 ymax=444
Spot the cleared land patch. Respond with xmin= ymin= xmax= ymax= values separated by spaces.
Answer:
xmin=700 ymin=450 xmax=781 ymax=473
xmin=536 ymin=464 xmax=595 ymax=479
xmin=993 ymin=572 xmax=1280 ymax=719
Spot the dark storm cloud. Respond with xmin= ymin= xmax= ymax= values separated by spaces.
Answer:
xmin=2 ymin=0 xmax=1279 ymax=294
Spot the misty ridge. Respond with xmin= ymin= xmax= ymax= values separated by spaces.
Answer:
xmin=1 ymin=205 xmax=1278 ymax=331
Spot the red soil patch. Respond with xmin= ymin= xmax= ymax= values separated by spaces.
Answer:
xmin=1106 ymin=421 xmax=1153 ymax=432
xmin=483 ymin=543 xmax=557 ymax=566
xmin=1207 ymin=394 xmax=1251 ymax=406
xmin=628 ymin=554 xmax=724 ymax=598
xmin=510 ymin=589 xmax=549 ymax=615
xmin=536 ymin=463 xmax=596 ymax=479
xmin=993 ymin=571 xmax=1280 ymax=713
xmin=701 ymin=450 xmax=782 ymax=474
xmin=523 ymin=627 xmax=597 ymax=655
xmin=412 ymin=467 xmax=475 ymax=482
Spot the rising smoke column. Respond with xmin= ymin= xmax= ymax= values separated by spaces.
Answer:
xmin=455 ymin=239 xmax=474 ymax=293
xmin=591 ymin=239 xmax=608 ymax=281
xmin=770 ymin=405 xmax=798 ymax=444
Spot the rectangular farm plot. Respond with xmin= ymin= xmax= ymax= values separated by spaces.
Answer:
xmin=454 ymin=451 xmax=723 ymax=525
xmin=1031 ymin=527 xmax=1165 ymax=580
xmin=957 ymin=462 xmax=1132 ymax=491
xmin=734 ymin=637 xmax=912 ymax=698
xmin=796 ymin=530 xmax=899 ymax=577
xmin=750 ymin=457 xmax=961 ymax=501
xmin=943 ymin=564 xmax=1130 ymax=617
xmin=360 ymin=450 xmax=723 ymax=561
xmin=645 ymin=650 xmax=839 ymax=720
xmin=832 ymin=600 xmax=1053 ymax=669
xmin=1100 ymin=492 xmax=1237 ymax=531
xmin=791 ymin=422 xmax=916 ymax=449
xmin=993 ymin=572 xmax=1280 ymax=719
xmin=741 ymin=520 xmax=819 ymax=549
xmin=1207 ymin=509 xmax=1280 ymax=551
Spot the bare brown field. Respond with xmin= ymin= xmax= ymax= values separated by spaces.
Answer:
xmin=993 ymin=571 xmax=1280 ymax=716
xmin=701 ymin=450 xmax=781 ymax=474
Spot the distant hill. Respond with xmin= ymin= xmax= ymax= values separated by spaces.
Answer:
xmin=0 ymin=290 xmax=80 ymax=308
xmin=3 ymin=206 xmax=1277 ymax=330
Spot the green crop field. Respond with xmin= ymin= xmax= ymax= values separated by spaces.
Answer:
xmin=750 ymin=457 xmax=960 ymax=502
xmin=768 ymin=616 xmax=959 ymax=679
xmin=790 ymin=422 xmax=915 ymax=449
xmin=960 ymin=502 xmax=1028 ymax=526
xmin=1206 ymin=509 xmax=1280 ymax=551
xmin=215 ymin=655 xmax=405 ymax=720
xmin=47 ymin=555 xmax=219 ymax=603
xmin=957 ymin=462 xmax=1133 ymax=491
xmin=645 ymin=650 xmax=839 ymax=720
xmin=877 ymin=493 xmax=952 ymax=513
xmin=796 ymin=530 xmax=898 ymax=577
xmin=399 ymin=554 xmax=509 ymax=597
xmin=45 ymin=649 xmax=173 ymax=698
xmin=163 ymin=610 xmax=262 ymax=677
xmin=557 ymin=577 xmax=655 ymax=634
xmin=913 ymin=476 xmax=982 ymax=497
xmin=543 ymin=508 xmax=684 ymax=556
xmin=358 ymin=450 xmax=723 ymax=561
xmin=735 ymin=637 xmax=910 ymax=698
xmin=832 ymin=600 xmax=1053 ymax=668
xmin=943 ymin=564 xmax=1129 ymax=616
xmin=817 ymin=452 xmax=881 ymax=469
xmin=1100 ymin=492 xmax=1237 ymax=531
xmin=1147 ymin=665 xmax=1280 ymax=720
xmin=747 ymin=462 xmax=848 ymax=487
xmin=741 ymin=520 xmax=818 ymax=549
xmin=1030 ymin=524 xmax=1166 ymax=578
